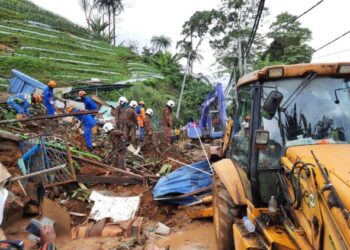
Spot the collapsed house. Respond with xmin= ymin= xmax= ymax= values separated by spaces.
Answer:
xmin=0 ymin=70 xmax=214 ymax=249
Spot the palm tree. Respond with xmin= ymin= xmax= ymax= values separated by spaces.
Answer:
xmin=90 ymin=16 xmax=109 ymax=36
xmin=94 ymin=0 xmax=124 ymax=45
xmin=178 ymin=41 xmax=204 ymax=74
xmin=150 ymin=35 xmax=172 ymax=53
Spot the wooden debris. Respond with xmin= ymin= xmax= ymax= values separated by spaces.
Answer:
xmin=42 ymin=198 xmax=71 ymax=236
xmin=0 ymin=130 xmax=22 ymax=142
xmin=72 ymin=156 xmax=144 ymax=180
xmin=69 ymin=212 xmax=87 ymax=217
xmin=0 ymin=163 xmax=11 ymax=184
xmin=131 ymin=217 xmax=144 ymax=238
xmin=186 ymin=207 xmax=213 ymax=219
xmin=101 ymin=225 xmax=123 ymax=237
xmin=76 ymin=175 xmax=142 ymax=185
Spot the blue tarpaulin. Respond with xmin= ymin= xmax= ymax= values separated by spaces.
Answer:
xmin=8 ymin=69 xmax=46 ymax=94
xmin=153 ymin=161 xmax=212 ymax=204
xmin=199 ymin=82 xmax=227 ymax=138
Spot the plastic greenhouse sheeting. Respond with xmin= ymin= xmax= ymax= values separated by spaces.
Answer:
xmin=8 ymin=69 xmax=46 ymax=94
xmin=153 ymin=161 xmax=212 ymax=204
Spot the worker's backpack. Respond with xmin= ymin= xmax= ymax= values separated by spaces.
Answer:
xmin=135 ymin=106 xmax=142 ymax=116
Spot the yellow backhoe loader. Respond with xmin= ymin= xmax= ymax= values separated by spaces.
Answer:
xmin=213 ymin=63 xmax=350 ymax=249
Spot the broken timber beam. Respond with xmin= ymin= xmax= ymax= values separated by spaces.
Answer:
xmin=71 ymin=156 xmax=144 ymax=180
xmin=0 ymin=110 xmax=98 ymax=125
xmin=76 ymin=175 xmax=142 ymax=185
xmin=0 ymin=129 xmax=23 ymax=142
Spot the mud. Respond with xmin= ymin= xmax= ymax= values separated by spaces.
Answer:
xmin=155 ymin=220 xmax=216 ymax=250
xmin=0 ymin=124 xmax=217 ymax=249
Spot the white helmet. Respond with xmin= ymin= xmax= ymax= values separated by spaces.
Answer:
xmin=103 ymin=122 xmax=114 ymax=133
xmin=167 ymin=100 xmax=175 ymax=108
xmin=130 ymin=100 xmax=138 ymax=108
xmin=118 ymin=96 xmax=128 ymax=105
xmin=146 ymin=108 xmax=154 ymax=116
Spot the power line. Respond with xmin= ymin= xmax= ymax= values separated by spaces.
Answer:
xmin=225 ymin=0 xmax=265 ymax=98
xmin=313 ymin=48 xmax=350 ymax=59
xmin=259 ymin=0 xmax=324 ymax=40
xmin=314 ymin=29 xmax=350 ymax=53
xmin=243 ymin=0 xmax=265 ymax=59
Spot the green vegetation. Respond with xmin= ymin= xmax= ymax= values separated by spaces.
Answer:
xmin=0 ymin=0 xmax=211 ymax=124
xmin=182 ymin=0 xmax=314 ymax=76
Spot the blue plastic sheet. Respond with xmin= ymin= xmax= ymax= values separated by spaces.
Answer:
xmin=153 ymin=161 xmax=212 ymax=204
xmin=8 ymin=69 xmax=46 ymax=94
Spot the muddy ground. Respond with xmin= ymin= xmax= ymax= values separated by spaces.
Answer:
xmin=0 ymin=133 xmax=217 ymax=250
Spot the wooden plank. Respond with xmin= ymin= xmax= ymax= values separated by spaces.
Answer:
xmin=0 ymin=130 xmax=22 ymax=142
xmin=72 ymin=156 xmax=144 ymax=180
xmin=186 ymin=207 xmax=213 ymax=219
xmin=42 ymin=198 xmax=71 ymax=236
xmin=76 ymin=175 xmax=142 ymax=185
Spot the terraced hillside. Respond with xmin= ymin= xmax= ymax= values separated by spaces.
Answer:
xmin=0 ymin=0 xmax=162 ymax=86
xmin=0 ymin=0 xmax=211 ymax=123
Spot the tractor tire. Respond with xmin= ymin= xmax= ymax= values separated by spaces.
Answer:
xmin=213 ymin=174 xmax=241 ymax=250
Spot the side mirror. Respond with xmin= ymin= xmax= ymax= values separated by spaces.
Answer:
xmin=255 ymin=130 xmax=269 ymax=146
xmin=263 ymin=91 xmax=283 ymax=119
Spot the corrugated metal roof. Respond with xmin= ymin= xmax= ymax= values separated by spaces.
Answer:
xmin=8 ymin=69 xmax=46 ymax=94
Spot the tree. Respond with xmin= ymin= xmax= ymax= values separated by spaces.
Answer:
xmin=208 ymin=0 xmax=268 ymax=73
xmin=262 ymin=12 xmax=314 ymax=64
xmin=79 ymin=0 xmax=95 ymax=29
xmin=89 ymin=16 xmax=110 ymax=39
xmin=178 ymin=9 xmax=223 ymax=74
xmin=150 ymin=35 xmax=172 ymax=53
xmin=94 ymin=0 xmax=124 ymax=45
xmin=177 ymin=40 xmax=204 ymax=74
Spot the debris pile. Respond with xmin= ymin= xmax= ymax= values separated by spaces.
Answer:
xmin=0 ymin=71 xmax=217 ymax=249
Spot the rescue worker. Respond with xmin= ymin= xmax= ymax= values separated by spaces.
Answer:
xmin=162 ymin=100 xmax=175 ymax=145
xmin=42 ymin=80 xmax=57 ymax=115
xmin=127 ymin=100 xmax=139 ymax=148
xmin=241 ymin=115 xmax=251 ymax=137
xmin=7 ymin=93 xmax=42 ymax=118
xmin=103 ymin=122 xmax=128 ymax=169
xmin=143 ymin=108 xmax=159 ymax=151
xmin=78 ymin=91 xmax=97 ymax=111
xmin=136 ymin=101 xmax=146 ymax=142
xmin=67 ymin=107 xmax=96 ymax=151
xmin=113 ymin=96 xmax=128 ymax=131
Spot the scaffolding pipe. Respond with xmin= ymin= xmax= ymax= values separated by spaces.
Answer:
xmin=0 ymin=110 xmax=98 ymax=125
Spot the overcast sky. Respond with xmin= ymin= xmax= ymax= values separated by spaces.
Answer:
xmin=29 ymin=0 xmax=350 ymax=82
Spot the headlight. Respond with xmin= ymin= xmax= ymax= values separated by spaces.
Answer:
xmin=255 ymin=130 xmax=269 ymax=145
xmin=337 ymin=64 xmax=350 ymax=74
xmin=267 ymin=67 xmax=284 ymax=78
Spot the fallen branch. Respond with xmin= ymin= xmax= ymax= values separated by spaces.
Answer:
xmin=71 ymin=156 xmax=144 ymax=180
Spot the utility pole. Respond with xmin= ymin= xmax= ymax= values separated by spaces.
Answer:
xmin=176 ymin=51 xmax=192 ymax=119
